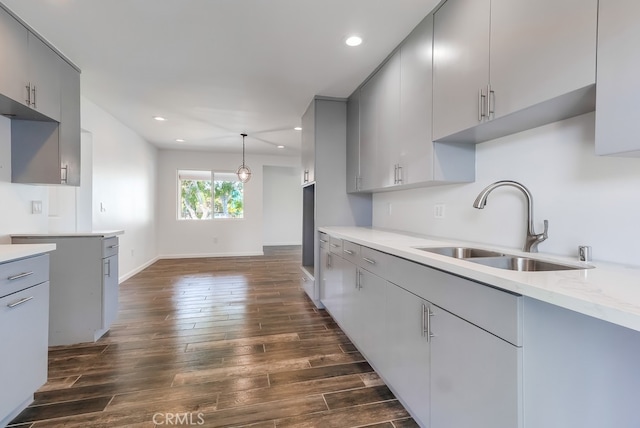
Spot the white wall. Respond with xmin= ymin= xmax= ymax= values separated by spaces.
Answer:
xmin=157 ymin=150 xmax=299 ymax=258
xmin=0 ymin=116 xmax=50 ymax=242
xmin=81 ymin=97 xmax=158 ymax=280
xmin=263 ymin=165 xmax=302 ymax=245
xmin=373 ymin=112 xmax=640 ymax=267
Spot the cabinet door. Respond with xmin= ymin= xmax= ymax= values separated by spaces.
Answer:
xmin=102 ymin=255 xmax=119 ymax=329
xmin=358 ymin=75 xmax=377 ymax=191
xmin=385 ymin=283 xmax=430 ymax=427
xmin=433 ymin=0 xmax=490 ymax=140
xmin=490 ymin=0 xmax=597 ymax=119
xmin=300 ymin=100 xmax=315 ymax=184
xmin=430 ymin=304 xmax=522 ymax=428
xmin=340 ymin=260 xmax=359 ymax=340
xmin=27 ymin=32 xmax=61 ymax=121
xmin=346 ymin=90 xmax=360 ymax=193
xmin=399 ymin=15 xmax=434 ymax=185
xmin=0 ymin=282 xmax=49 ymax=420
xmin=0 ymin=8 xmax=29 ymax=105
xmin=59 ymin=61 xmax=81 ymax=186
xmin=356 ymin=268 xmax=387 ymax=372
xmin=375 ymin=51 xmax=401 ymax=189
xmin=595 ymin=0 xmax=640 ymax=156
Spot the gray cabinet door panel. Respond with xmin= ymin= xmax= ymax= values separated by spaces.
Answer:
xmin=430 ymin=304 xmax=522 ymax=428
xmin=433 ymin=0 xmax=490 ymax=140
xmin=0 ymin=8 xmax=29 ymax=105
xmin=346 ymin=91 xmax=360 ymax=193
xmin=27 ymin=32 xmax=61 ymax=121
xmin=490 ymin=0 xmax=597 ymax=119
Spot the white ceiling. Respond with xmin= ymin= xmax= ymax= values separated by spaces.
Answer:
xmin=1 ymin=0 xmax=440 ymax=155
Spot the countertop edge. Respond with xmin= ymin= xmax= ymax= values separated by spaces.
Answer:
xmin=0 ymin=244 xmax=57 ymax=263
xmin=11 ymin=230 xmax=124 ymax=238
xmin=319 ymin=226 xmax=640 ymax=333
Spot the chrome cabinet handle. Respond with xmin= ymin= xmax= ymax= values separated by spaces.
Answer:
xmin=362 ymin=257 xmax=376 ymax=265
xmin=478 ymin=88 xmax=487 ymax=122
xmin=31 ymin=85 xmax=37 ymax=108
xmin=8 ymin=296 xmax=34 ymax=308
xmin=108 ymin=244 xmax=120 ymax=249
xmin=7 ymin=272 xmax=34 ymax=281
xmin=319 ymin=239 xmax=328 ymax=244
xmin=343 ymin=249 xmax=354 ymax=255
xmin=422 ymin=304 xmax=434 ymax=342
xmin=330 ymin=243 xmax=340 ymax=248
xmin=397 ymin=165 xmax=403 ymax=184
xmin=326 ymin=253 xmax=332 ymax=268
xmin=487 ymin=84 xmax=495 ymax=119
xmin=25 ymin=83 xmax=31 ymax=105
xmin=356 ymin=269 xmax=362 ymax=290
xmin=105 ymin=259 xmax=111 ymax=277
xmin=61 ymin=165 xmax=68 ymax=183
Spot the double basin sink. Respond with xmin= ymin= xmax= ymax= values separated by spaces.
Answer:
xmin=416 ymin=247 xmax=590 ymax=272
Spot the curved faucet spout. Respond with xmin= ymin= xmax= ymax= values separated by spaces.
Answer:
xmin=473 ymin=180 xmax=548 ymax=252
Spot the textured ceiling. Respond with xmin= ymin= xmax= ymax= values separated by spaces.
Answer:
xmin=1 ymin=0 xmax=440 ymax=155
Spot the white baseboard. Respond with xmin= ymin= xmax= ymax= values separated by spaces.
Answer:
xmin=119 ymin=256 xmax=160 ymax=283
xmin=263 ymin=242 xmax=302 ymax=246
xmin=158 ymin=251 xmax=264 ymax=259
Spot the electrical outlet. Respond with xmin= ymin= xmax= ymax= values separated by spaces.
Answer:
xmin=100 ymin=202 xmax=107 ymax=212
xmin=434 ymin=204 xmax=446 ymax=219
xmin=387 ymin=203 xmax=393 ymax=215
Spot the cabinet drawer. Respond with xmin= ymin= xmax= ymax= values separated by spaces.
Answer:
xmin=102 ymin=237 xmax=119 ymax=258
xmin=0 ymin=281 xmax=49 ymax=419
xmin=0 ymin=254 xmax=49 ymax=298
xmin=388 ymin=255 xmax=522 ymax=346
xmin=319 ymin=232 xmax=329 ymax=249
xmin=359 ymin=246 xmax=392 ymax=278
xmin=341 ymin=240 xmax=361 ymax=264
xmin=329 ymin=236 xmax=343 ymax=255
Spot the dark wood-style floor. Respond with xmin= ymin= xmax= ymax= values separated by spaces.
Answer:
xmin=8 ymin=246 xmax=417 ymax=427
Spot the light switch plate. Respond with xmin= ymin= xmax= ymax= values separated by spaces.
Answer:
xmin=31 ymin=200 xmax=43 ymax=214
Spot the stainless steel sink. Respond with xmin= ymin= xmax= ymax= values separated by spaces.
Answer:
xmin=416 ymin=246 xmax=591 ymax=271
xmin=416 ymin=247 xmax=505 ymax=258
xmin=467 ymin=256 xmax=585 ymax=272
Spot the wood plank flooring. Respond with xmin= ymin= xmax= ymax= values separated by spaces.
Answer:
xmin=8 ymin=246 xmax=417 ymax=428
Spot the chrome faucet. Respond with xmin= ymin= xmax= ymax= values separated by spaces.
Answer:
xmin=473 ymin=180 xmax=549 ymax=253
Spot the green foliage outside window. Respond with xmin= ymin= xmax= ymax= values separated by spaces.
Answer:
xmin=179 ymin=171 xmax=243 ymax=220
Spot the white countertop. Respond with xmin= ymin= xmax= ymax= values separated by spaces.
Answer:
xmin=11 ymin=230 xmax=124 ymax=239
xmin=320 ymin=226 xmax=640 ymax=333
xmin=0 ymin=244 xmax=56 ymax=263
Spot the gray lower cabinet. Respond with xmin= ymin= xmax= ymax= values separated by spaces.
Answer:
xmin=0 ymin=254 xmax=50 ymax=427
xmin=430 ymin=304 xmax=521 ymax=428
xmin=321 ymin=236 xmax=522 ymax=428
xmin=12 ymin=235 xmax=120 ymax=346
xmin=385 ymin=283 xmax=431 ymax=426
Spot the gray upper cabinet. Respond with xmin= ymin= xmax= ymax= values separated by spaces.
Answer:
xmin=27 ymin=32 xmax=61 ymax=122
xmin=300 ymin=101 xmax=315 ymax=185
xmin=595 ymin=0 xmax=640 ymax=157
xmin=354 ymin=14 xmax=475 ymax=193
xmin=1 ymin=3 xmax=82 ymax=186
xmin=433 ymin=0 xmax=597 ymax=144
xmin=346 ymin=90 xmax=360 ymax=193
xmin=0 ymin=8 xmax=29 ymax=107
xmin=432 ymin=0 xmax=490 ymax=142
xmin=59 ymin=60 xmax=81 ymax=185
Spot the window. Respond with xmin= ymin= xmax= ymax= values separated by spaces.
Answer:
xmin=178 ymin=170 xmax=244 ymax=220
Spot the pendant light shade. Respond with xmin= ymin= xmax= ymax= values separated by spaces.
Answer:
xmin=236 ymin=133 xmax=251 ymax=183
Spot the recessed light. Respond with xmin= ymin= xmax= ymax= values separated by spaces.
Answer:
xmin=294 ymin=127 xmax=302 ymax=131
xmin=175 ymin=138 xmax=185 ymax=143
xmin=277 ymin=145 xmax=285 ymax=149
xmin=153 ymin=116 xmax=167 ymax=121
xmin=345 ymin=36 xmax=363 ymax=47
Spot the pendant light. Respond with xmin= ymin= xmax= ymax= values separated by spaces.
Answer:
xmin=236 ymin=133 xmax=252 ymax=183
